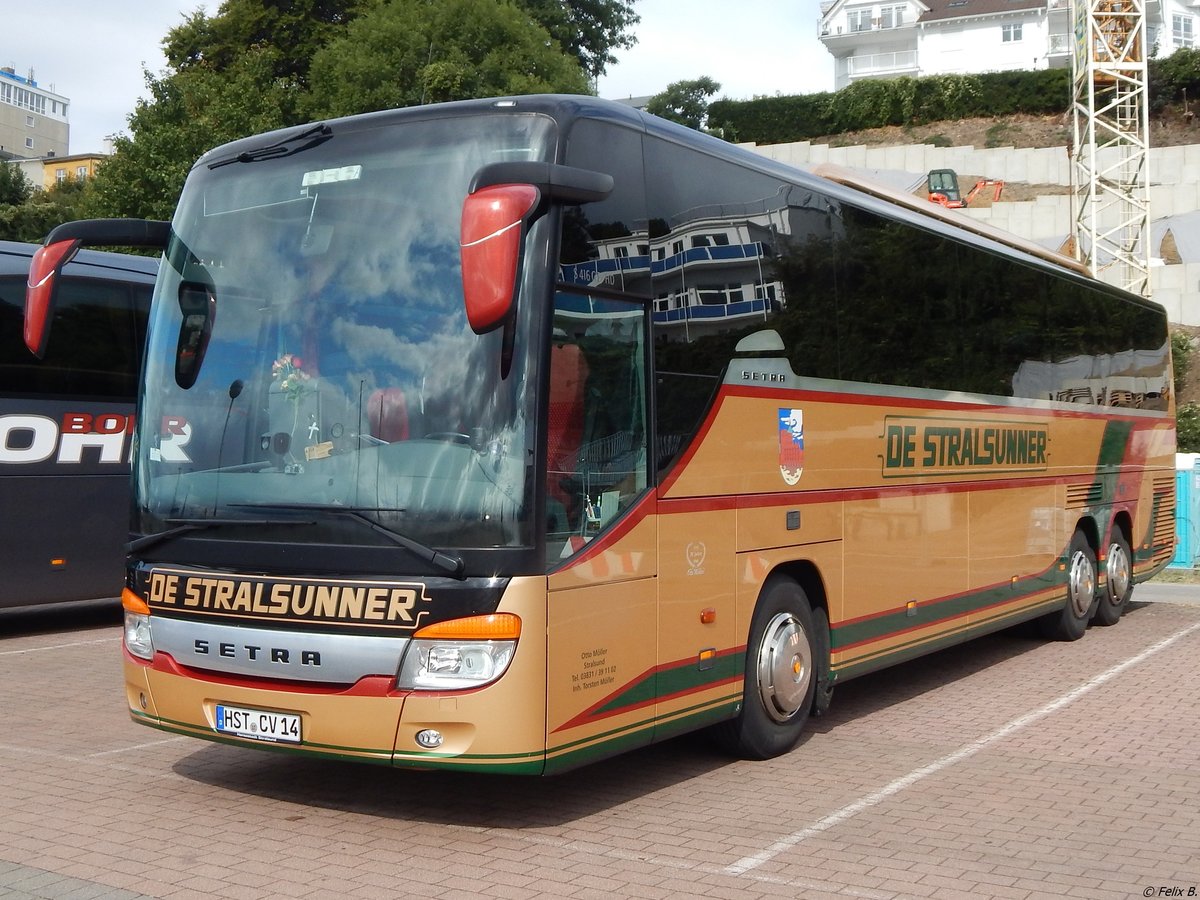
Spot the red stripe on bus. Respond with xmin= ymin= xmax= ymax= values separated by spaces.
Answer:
xmin=552 ymin=648 xmax=743 ymax=732
xmin=719 ymin=383 xmax=1162 ymax=422
xmin=657 ymin=472 xmax=1110 ymax=515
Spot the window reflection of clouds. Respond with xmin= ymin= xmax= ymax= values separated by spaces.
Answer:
xmin=140 ymin=113 xmax=552 ymax=547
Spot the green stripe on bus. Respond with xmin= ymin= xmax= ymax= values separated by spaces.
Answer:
xmin=588 ymin=652 xmax=744 ymax=718
xmin=831 ymin=565 xmax=1064 ymax=651
xmin=544 ymin=697 xmax=738 ymax=774
xmin=1098 ymin=420 xmax=1134 ymax=471
xmin=129 ymin=711 xmax=397 ymax=764
xmin=132 ymin=709 xmax=549 ymax=773
xmin=833 ymin=597 xmax=1061 ymax=679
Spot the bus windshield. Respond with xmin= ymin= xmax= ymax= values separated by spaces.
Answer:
xmin=135 ymin=113 xmax=555 ymax=554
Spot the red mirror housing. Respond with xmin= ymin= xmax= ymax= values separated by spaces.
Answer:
xmin=460 ymin=183 xmax=540 ymax=334
xmin=24 ymin=238 xmax=82 ymax=358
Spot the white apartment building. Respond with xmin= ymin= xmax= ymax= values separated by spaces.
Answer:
xmin=1156 ymin=0 xmax=1198 ymax=53
xmin=818 ymin=0 xmax=1194 ymax=90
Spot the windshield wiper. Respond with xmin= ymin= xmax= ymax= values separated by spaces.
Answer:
xmin=229 ymin=503 xmax=466 ymax=579
xmin=207 ymin=123 xmax=333 ymax=169
xmin=127 ymin=516 xmax=317 ymax=554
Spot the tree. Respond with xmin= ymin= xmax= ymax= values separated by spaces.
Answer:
xmin=162 ymin=0 xmax=369 ymax=91
xmin=0 ymin=159 xmax=32 ymax=207
xmin=516 ymin=0 xmax=640 ymax=82
xmin=162 ymin=0 xmax=639 ymax=88
xmin=645 ymin=77 xmax=722 ymax=130
xmin=0 ymin=175 xmax=89 ymax=243
xmin=83 ymin=49 xmax=293 ymax=221
xmin=303 ymin=0 xmax=590 ymax=119
xmin=81 ymin=0 xmax=610 ymax=221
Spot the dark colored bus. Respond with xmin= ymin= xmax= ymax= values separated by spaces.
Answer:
xmin=1 ymin=240 xmax=155 ymax=611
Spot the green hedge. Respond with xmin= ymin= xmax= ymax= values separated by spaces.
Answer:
xmin=707 ymin=50 xmax=1200 ymax=145
xmin=707 ymin=70 xmax=1069 ymax=144
xmin=1149 ymin=48 xmax=1200 ymax=113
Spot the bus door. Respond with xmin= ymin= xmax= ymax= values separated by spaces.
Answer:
xmin=655 ymin=492 xmax=737 ymax=740
xmin=544 ymin=292 xmax=659 ymax=772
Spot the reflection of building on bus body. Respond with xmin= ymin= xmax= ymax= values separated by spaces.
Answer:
xmin=560 ymin=200 xmax=791 ymax=341
xmin=22 ymin=96 xmax=1176 ymax=776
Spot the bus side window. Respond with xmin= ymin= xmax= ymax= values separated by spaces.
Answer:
xmin=546 ymin=296 xmax=649 ymax=557
xmin=547 ymin=339 xmax=590 ymax=532
xmin=0 ymin=273 xmax=147 ymax=398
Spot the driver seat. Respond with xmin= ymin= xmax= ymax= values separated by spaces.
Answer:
xmin=547 ymin=343 xmax=588 ymax=520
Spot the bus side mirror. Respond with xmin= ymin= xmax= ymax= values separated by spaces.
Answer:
xmin=175 ymin=282 xmax=216 ymax=389
xmin=460 ymin=183 xmax=541 ymax=335
xmin=25 ymin=238 xmax=82 ymax=358
xmin=24 ymin=218 xmax=169 ymax=358
xmin=460 ymin=163 xmax=613 ymax=335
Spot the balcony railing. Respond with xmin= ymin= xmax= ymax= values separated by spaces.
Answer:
xmin=847 ymin=50 xmax=919 ymax=76
xmin=821 ymin=19 xmax=913 ymax=37
xmin=1048 ymin=32 xmax=1071 ymax=54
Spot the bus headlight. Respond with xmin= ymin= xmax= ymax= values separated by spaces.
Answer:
xmin=124 ymin=612 xmax=154 ymax=660
xmin=121 ymin=588 xmax=154 ymax=661
xmin=396 ymin=614 xmax=520 ymax=691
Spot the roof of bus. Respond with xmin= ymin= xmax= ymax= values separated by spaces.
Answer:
xmin=0 ymin=239 xmax=159 ymax=280
xmin=186 ymin=95 xmax=1157 ymax=310
xmin=809 ymin=163 xmax=1093 ymax=277
xmin=192 ymin=94 xmax=650 ymax=170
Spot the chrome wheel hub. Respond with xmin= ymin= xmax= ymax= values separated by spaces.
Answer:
xmin=1068 ymin=549 xmax=1096 ymax=618
xmin=756 ymin=612 xmax=812 ymax=723
xmin=1106 ymin=542 xmax=1131 ymax=604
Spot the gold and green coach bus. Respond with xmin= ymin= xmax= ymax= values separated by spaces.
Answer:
xmin=24 ymin=95 xmax=1175 ymax=772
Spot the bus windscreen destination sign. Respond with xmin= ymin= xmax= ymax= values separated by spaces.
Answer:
xmin=882 ymin=415 xmax=1049 ymax=477
xmin=146 ymin=568 xmax=432 ymax=631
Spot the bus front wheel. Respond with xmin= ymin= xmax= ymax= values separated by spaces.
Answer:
xmin=1093 ymin=530 xmax=1132 ymax=627
xmin=1040 ymin=530 xmax=1096 ymax=642
xmin=713 ymin=576 xmax=817 ymax=760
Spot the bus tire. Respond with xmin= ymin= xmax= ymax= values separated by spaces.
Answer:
xmin=713 ymin=576 xmax=817 ymax=760
xmin=1040 ymin=530 xmax=1096 ymax=642
xmin=1093 ymin=530 xmax=1132 ymax=627
xmin=811 ymin=604 xmax=835 ymax=717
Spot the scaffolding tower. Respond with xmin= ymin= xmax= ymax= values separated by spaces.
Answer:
xmin=1071 ymin=0 xmax=1151 ymax=298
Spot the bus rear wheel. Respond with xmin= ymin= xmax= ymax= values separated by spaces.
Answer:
xmin=1040 ymin=530 xmax=1096 ymax=642
xmin=1093 ymin=531 xmax=1132 ymax=627
xmin=713 ymin=576 xmax=817 ymax=760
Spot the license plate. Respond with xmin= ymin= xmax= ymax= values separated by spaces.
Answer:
xmin=214 ymin=704 xmax=302 ymax=744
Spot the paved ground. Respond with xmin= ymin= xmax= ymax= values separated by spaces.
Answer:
xmin=1 ymin=587 xmax=1198 ymax=900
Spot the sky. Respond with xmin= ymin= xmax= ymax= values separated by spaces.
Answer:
xmin=6 ymin=0 xmax=833 ymax=155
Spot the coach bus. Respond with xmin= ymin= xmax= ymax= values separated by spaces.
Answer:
xmin=1 ymin=240 xmax=155 ymax=612
xmin=23 ymin=96 xmax=1174 ymax=771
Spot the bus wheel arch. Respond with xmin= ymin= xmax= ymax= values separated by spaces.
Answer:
xmin=1040 ymin=525 xmax=1098 ymax=641
xmin=713 ymin=568 xmax=827 ymax=759
xmin=1094 ymin=515 xmax=1133 ymax=626
xmin=777 ymin=561 xmax=835 ymax=716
